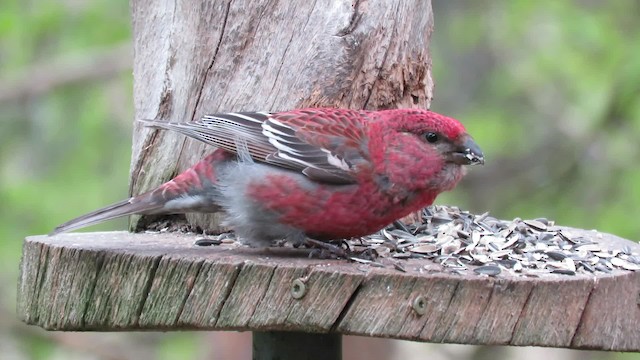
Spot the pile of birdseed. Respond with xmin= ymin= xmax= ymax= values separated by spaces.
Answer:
xmin=355 ymin=205 xmax=640 ymax=277
xmin=189 ymin=205 xmax=640 ymax=277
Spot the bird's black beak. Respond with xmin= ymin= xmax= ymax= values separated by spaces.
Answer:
xmin=451 ymin=135 xmax=484 ymax=165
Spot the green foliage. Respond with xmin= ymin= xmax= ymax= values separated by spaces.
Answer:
xmin=0 ymin=1 xmax=133 ymax=357
xmin=1 ymin=0 xmax=638 ymax=358
xmin=432 ymin=0 xmax=640 ymax=242
xmin=157 ymin=333 xmax=202 ymax=360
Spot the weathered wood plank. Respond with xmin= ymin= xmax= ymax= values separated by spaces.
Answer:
xmin=139 ymin=256 xmax=206 ymax=327
xmin=19 ymin=230 xmax=640 ymax=351
xmin=511 ymin=280 xmax=593 ymax=347
xmin=571 ymin=270 xmax=640 ymax=350
xmin=471 ymin=280 xmax=534 ymax=344
xmin=248 ymin=265 xmax=309 ymax=330
xmin=430 ymin=278 xmax=495 ymax=343
xmin=177 ymin=259 xmax=243 ymax=327
xmin=285 ymin=267 xmax=363 ymax=332
xmin=217 ymin=262 xmax=277 ymax=328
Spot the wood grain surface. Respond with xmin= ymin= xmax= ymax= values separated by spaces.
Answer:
xmin=19 ymin=230 xmax=640 ymax=351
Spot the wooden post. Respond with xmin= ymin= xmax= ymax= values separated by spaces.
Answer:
xmin=128 ymin=0 xmax=435 ymax=233
xmin=253 ymin=332 xmax=342 ymax=360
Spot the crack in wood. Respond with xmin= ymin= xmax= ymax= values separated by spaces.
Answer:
xmin=129 ymin=0 xmax=178 ymax=196
xmin=246 ymin=265 xmax=278 ymax=324
xmin=300 ymin=0 xmax=318 ymax=33
xmin=134 ymin=255 xmax=163 ymax=325
xmin=415 ymin=279 xmax=460 ymax=339
xmin=398 ymin=277 xmax=421 ymax=335
xmin=269 ymin=0 xmax=317 ymax=109
xmin=212 ymin=260 xmax=245 ymax=324
xmin=362 ymin=3 xmax=398 ymax=109
xmin=158 ymin=0 xmax=177 ymax=118
xmin=434 ymin=280 xmax=462 ymax=342
xmin=509 ymin=283 xmax=535 ymax=344
xmin=129 ymin=129 xmax=160 ymax=198
xmin=80 ymin=251 xmax=105 ymax=327
xmin=469 ymin=280 xmax=498 ymax=341
xmin=173 ymin=259 xmax=205 ymax=326
xmin=329 ymin=277 xmax=364 ymax=332
xmin=33 ymin=244 xmax=51 ymax=323
xmin=268 ymin=33 xmax=297 ymax=109
xmin=191 ymin=0 xmax=232 ymax=120
xmin=156 ymin=41 xmax=176 ymax=120
xmin=169 ymin=0 xmax=233 ymax=197
xmin=335 ymin=0 xmax=362 ymax=37
xmin=569 ymin=281 xmax=597 ymax=347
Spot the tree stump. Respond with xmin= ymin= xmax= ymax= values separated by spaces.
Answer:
xmin=129 ymin=0 xmax=435 ymax=233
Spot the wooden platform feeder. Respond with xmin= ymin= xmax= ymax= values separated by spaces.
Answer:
xmin=18 ymin=1 xmax=640 ymax=359
xmin=18 ymin=230 xmax=640 ymax=359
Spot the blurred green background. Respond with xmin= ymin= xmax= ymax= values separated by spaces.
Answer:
xmin=1 ymin=0 xmax=638 ymax=359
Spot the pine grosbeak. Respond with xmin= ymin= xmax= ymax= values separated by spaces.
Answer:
xmin=52 ymin=108 xmax=484 ymax=247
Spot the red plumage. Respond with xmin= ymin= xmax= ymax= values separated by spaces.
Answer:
xmin=52 ymin=108 xmax=483 ymax=247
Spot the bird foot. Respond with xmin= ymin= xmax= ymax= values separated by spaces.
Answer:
xmin=352 ymin=247 xmax=379 ymax=261
xmin=304 ymin=239 xmax=379 ymax=262
xmin=304 ymin=239 xmax=351 ymax=259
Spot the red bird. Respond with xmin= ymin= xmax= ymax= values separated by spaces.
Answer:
xmin=52 ymin=108 xmax=484 ymax=247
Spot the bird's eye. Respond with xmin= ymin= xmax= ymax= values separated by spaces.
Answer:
xmin=424 ymin=132 xmax=439 ymax=143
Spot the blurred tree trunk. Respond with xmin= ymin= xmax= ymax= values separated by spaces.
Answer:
xmin=128 ymin=0 xmax=435 ymax=232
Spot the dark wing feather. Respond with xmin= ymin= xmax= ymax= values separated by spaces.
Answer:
xmin=141 ymin=108 xmax=373 ymax=184
xmin=264 ymin=108 xmax=372 ymax=183
xmin=140 ymin=112 xmax=293 ymax=168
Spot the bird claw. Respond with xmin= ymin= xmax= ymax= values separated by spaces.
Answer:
xmin=353 ymin=247 xmax=379 ymax=261
xmin=304 ymin=239 xmax=351 ymax=259
xmin=308 ymin=248 xmax=337 ymax=259
xmin=304 ymin=239 xmax=378 ymax=262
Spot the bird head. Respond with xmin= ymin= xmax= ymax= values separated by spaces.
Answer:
xmin=402 ymin=110 xmax=484 ymax=165
xmin=379 ymin=109 xmax=484 ymax=165
xmin=370 ymin=109 xmax=484 ymax=193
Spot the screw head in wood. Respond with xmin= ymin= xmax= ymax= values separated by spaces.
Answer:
xmin=291 ymin=278 xmax=307 ymax=299
xmin=412 ymin=295 xmax=427 ymax=315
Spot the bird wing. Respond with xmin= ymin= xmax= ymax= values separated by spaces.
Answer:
xmin=140 ymin=108 xmax=372 ymax=184
xmin=140 ymin=112 xmax=276 ymax=162
xmin=265 ymin=108 xmax=372 ymax=184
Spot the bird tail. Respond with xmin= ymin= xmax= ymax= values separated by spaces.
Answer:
xmin=50 ymin=149 xmax=233 ymax=236
xmin=49 ymin=196 xmax=163 ymax=236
